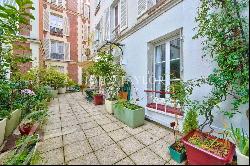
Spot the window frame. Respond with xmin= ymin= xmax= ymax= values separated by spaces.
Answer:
xmin=50 ymin=40 xmax=65 ymax=60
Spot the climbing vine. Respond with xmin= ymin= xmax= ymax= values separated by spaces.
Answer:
xmin=193 ymin=0 xmax=249 ymax=130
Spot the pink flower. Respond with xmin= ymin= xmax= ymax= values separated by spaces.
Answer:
xmin=21 ymin=89 xmax=36 ymax=96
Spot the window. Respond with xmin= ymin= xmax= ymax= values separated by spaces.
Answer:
xmin=51 ymin=40 xmax=64 ymax=60
xmin=153 ymin=37 xmax=182 ymax=99
xmin=138 ymin=0 xmax=158 ymax=16
xmin=51 ymin=0 xmax=63 ymax=6
xmin=50 ymin=14 xmax=64 ymax=35
xmin=84 ymin=4 xmax=90 ymax=19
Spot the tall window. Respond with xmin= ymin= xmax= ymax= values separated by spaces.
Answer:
xmin=154 ymin=37 xmax=182 ymax=99
xmin=51 ymin=0 xmax=63 ymax=6
xmin=51 ymin=40 xmax=64 ymax=60
xmin=50 ymin=14 xmax=64 ymax=34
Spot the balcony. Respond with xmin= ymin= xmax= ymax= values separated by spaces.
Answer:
xmin=50 ymin=53 xmax=65 ymax=61
xmin=50 ymin=27 xmax=63 ymax=37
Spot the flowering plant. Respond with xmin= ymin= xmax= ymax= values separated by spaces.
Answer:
xmin=21 ymin=89 xmax=36 ymax=96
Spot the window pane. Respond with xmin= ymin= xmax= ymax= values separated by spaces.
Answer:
xmin=170 ymin=38 xmax=180 ymax=60
xmin=155 ymin=81 xmax=166 ymax=98
xmin=51 ymin=41 xmax=57 ymax=53
xmin=155 ymin=44 xmax=165 ymax=63
xmin=155 ymin=63 xmax=165 ymax=80
xmin=170 ymin=59 xmax=180 ymax=79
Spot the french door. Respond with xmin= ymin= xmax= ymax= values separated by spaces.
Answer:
xmin=153 ymin=37 xmax=182 ymax=100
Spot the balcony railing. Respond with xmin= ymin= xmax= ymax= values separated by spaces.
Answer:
xmin=50 ymin=26 xmax=63 ymax=37
xmin=50 ymin=53 xmax=65 ymax=60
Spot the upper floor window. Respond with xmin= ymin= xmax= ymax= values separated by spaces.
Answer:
xmin=138 ymin=0 xmax=158 ymax=17
xmin=50 ymin=14 xmax=64 ymax=36
xmin=51 ymin=0 xmax=63 ymax=6
xmin=114 ymin=4 xmax=119 ymax=28
xmin=51 ymin=40 xmax=65 ymax=60
xmin=83 ymin=4 xmax=90 ymax=19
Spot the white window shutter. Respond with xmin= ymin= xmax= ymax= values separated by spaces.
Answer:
xmin=43 ymin=10 xmax=50 ymax=31
xmin=120 ymin=0 xmax=127 ymax=31
xmin=44 ymin=39 xmax=51 ymax=59
xmin=64 ymin=17 xmax=69 ymax=36
xmin=64 ymin=42 xmax=70 ymax=61
xmin=138 ymin=0 xmax=147 ymax=16
xmin=84 ymin=25 xmax=88 ymax=41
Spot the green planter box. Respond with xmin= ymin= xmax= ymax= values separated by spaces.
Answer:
xmin=0 ymin=118 xmax=7 ymax=146
xmin=168 ymin=144 xmax=187 ymax=163
xmin=5 ymin=109 xmax=22 ymax=138
xmin=113 ymin=104 xmax=145 ymax=128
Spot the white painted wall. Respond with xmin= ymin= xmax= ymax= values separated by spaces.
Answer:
xmin=91 ymin=0 xmax=249 ymax=134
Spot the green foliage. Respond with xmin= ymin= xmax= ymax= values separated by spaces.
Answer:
xmin=5 ymin=134 xmax=39 ymax=165
xmin=183 ymin=109 xmax=199 ymax=134
xmin=192 ymin=0 xmax=249 ymax=129
xmin=230 ymin=124 xmax=249 ymax=156
xmin=87 ymin=52 xmax=126 ymax=100
xmin=114 ymin=100 xmax=143 ymax=110
xmin=43 ymin=68 xmax=67 ymax=90
xmin=0 ymin=0 xmax=35 ymax=79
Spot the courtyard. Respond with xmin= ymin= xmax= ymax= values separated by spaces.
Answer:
xmin=37 ymin=93 xmax=179 ymax=165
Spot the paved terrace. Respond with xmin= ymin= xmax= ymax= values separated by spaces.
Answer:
xmin=37 ymin=92 xmax=179 ymax=165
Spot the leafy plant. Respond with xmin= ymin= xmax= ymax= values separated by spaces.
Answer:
xmin=183 ymin=109 xmax=199 ymax=134
xmin=230 ymin=124 xmax=249 ymax=156
xmin=43 ymin=68 xmax=67 ymax=90
xmin=193 ymin=0 xmax=249 ymax=130
xmin=114 ymin=100 xmax=143 ymax=110
xmin=0 ymin=0 xmax=35 ymax=79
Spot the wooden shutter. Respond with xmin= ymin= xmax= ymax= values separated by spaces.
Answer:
xmin=138 ymin=0 xmax=147 ymax=16
xmin=120 ymin=0 xmax=127 ymax=31
xmin=44 ymin=39 xmax=51 ymax=59
xmin=64 ymin=42 xmax=70 ymax=61
xmin=64 ymin=17 xmax=69 ymax=36
xmin=43 ymin=10 xmax=50 ymax=31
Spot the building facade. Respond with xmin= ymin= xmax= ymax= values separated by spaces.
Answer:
xmin=1 ymin=0 xmax=91 ymax=84
xmin=41 ymin=0 xmax=90 ymax=84
xmin=90 ymin=0 xmax=249 ymax=132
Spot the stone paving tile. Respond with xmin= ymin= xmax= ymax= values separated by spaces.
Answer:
xmin=63 ymin=131 xmax=86 ymax=145
xmin=147 ymin=127 xmax=172 ymax=139
xmin=39 ymin=148 xmax=64 ymax=165
xmin=142 ymin=121 xmax=161 ymax=131
xmin=130 ymin=148 xmax=165 ymax=165
xmin=67 ymin=153 xmax=100 ymax=165
xmin=43 ymin=128 xmax=62 ymax=140
xmin=44 ymin=122 xmax=61 ymax=132
xmin=148 ymin=138 xmax=171 ymax=160
xmin=37 ymin=136 xmax=63 ymax=153
xmin=96 ymin=118 xmax=113 ymax=125
xmin=108 ymin=128 xmax=131 ymax=142
xmin=88 ymin=133 xmax=115 ymax=151
xmin=118 ymin=136 xmax=145 ymax=155
xmin=134 ymin=131 xmax=161 ymax=146
xmin=62 ymin=125 xmax=82 ymax=135
xmin=84 ymin=126 xmax=106 ymax=138
xmin=64 ymin=140 xmax=92 ymax=162
xmin=61 ymin=120 xmax=79 ymax=128
xmin=123 ymin=126 xmax=145 ymax=135
xmin=115 ymin=157 xmax=135 ymax=165
xmin=77 ymin=116 xmax=95 ymax=124
xmin=95 ymin=144 xmax=127 ymax=165
xmin=101 ymin=123 xmax=122 ymax=132
xmin=80 ymin=121 xmax=99 ymax=130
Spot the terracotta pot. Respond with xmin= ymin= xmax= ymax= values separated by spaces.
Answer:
xmin=118 ymin=92 xmax=128 ymax=100
xmin=94 ymin=94 xmax=104 ymax=105
xmin=19 ymin=123 xmax=33 ymax=136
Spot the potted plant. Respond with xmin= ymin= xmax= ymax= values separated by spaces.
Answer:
xmin=230 ymin=125 xmax=249 ymax=165
xmin=93 ymin=92 xmax=104 ymax=105
xmin=19 ymin=120 xmax=34 ymax=136
xmin=182 ymin=130 xmax=235 ymax=165
xmin=58 ymin=73 xmax=67 ymax=94
xmin=113 ymin=101 xmax=145 ymax=128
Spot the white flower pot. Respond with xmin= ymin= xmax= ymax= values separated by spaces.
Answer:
xmin=58 ymin=87 xmax=66 ymax=94
xmin=236 ymin=148 xmax=249 ymax=165
xmin=105 ymin=100 xmax=116 ymax=114
xmin=0 ymin=118 xmax=7 ymax=146
xmin=50 ymin=89 xmax=59 ymax=98
xmin=5 ymin=109 xmax=22 ymax=138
